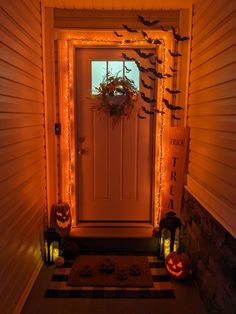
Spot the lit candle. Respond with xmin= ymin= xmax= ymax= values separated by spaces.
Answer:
xmin=53 ymin=248 xmax=59 ymax=261
xmin=164 ymin=239 xmax=170 ymax=258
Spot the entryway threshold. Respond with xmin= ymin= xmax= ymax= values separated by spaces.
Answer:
xmin=70 ymin=225 xmax=154 ymax=238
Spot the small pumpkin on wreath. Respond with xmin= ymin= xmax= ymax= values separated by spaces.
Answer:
xmin=95 ymin=75 xmax=138 ymax=124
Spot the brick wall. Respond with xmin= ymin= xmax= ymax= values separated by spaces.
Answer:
xmin=181 ymin=190 xmax=236 ymax=314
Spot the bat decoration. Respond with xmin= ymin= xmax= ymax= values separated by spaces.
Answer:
xmin=141 ymin=79 xmax=153 ymax=90
xmin=137 ymin=15 xmax=160 ymax=27
xmin=164 ymin=73 xmax=173 ymax=78
xmin=142 ymin=106 xmax=154 ymax=115
xmin=172 ymin=115 xmax=181 ymax=120
xmin=122 ymin=24 xmax=138 ymax=33
xmin=148 ymin=76 xmax=156 ymax=81
xmin=125 ymin=76 xmax=135 ymax=84
xmin=141 ymin=31 xmax=162 ymax=45
xmin=168 ymin=49 xmax=182 ymax=57
xmin=147 ymin=68 xmax=164 ymax=78
xmin=170 ymin=66 xmax=178 ymax=72
xmin=162 ymin=98 xmax=183 ymax=111
xmin=141 ymin=92 xmax=156 ymax=104
xmin=124 ymin=66 xmax=131 ymax=73
xmin=134 ymin=60 xmax=146 ymax=73
xmin=122 ymin=53 xmax=135 ymax=61
xmin=166 ymin=88 xmax=180 ymax=94
xmin=150 ymin=56 xmax=162 ymax=64
xmin=153 ymin=107 xmax=165 ymax=114
xmin=138 ymin=114 xmax=146 ymax=119
xmin=172 ymin=27 xmax=189 ymax=41
xmin=141 ymin=30 xmax=148 ymax=38
xmin=153 ymin=38 xmax=162 ymax=45
xmin=114 ymin=31 xmax=123 ymax=37
xmin=134 ymin=48 xmax=154 ymax=59
xmin=160 ymin=25 xmax=168 ymax=32
xmin=149 ymin=59 xmax=156 ymax=66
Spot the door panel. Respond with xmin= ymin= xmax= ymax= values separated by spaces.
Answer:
xmin=76 ymin=48 xmax=155 ymax=222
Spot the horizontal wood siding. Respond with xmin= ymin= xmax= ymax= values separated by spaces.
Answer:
xmin=54 ymin=9 xmax=179 ymax=29
xmin=186 ymin=0 xmax=236 ymax=237
xmin=0 ymin=1 xmax=46 ymax=313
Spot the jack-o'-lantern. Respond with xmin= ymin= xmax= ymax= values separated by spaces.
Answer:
xmin=50 ymin=202 xmax=71 ymax=237
xmin=165 ymin=252 xmax=191 ymax=279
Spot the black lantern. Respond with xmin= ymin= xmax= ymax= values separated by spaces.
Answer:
xmin=157 ymin=211 xmax=181 ymax=260
xmin=44 ymin=228 xmax=61 ymax=265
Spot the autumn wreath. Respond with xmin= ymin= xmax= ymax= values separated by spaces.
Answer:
xmin=95 ymin=75 xmax=138 ymax=123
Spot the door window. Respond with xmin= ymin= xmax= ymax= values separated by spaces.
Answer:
xmin=91 ymin=60 xmax=140 ymax=95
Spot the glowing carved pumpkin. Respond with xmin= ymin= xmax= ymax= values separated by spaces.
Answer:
xmin=50 ymin=202 xmax=71 ymax=237
xmin=165 ymin=252 xmax=191 ymax=279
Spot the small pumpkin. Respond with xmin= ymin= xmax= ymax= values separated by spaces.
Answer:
xmin=54 ymin=256 xmax=65 ymax=267
xmin=165 ymin=252 xmax=191 ymax=279
xmin=50 ymin=202 xmax=71 ymax=237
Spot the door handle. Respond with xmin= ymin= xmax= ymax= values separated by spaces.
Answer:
xmin=78 ymin=148 xmax=85 ymax=155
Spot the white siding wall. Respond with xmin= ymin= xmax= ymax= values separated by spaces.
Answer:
xmin=186 ymin=0 xmax=236 ymax=237
xmin=0 ymin=0 xmax=46 ymax=313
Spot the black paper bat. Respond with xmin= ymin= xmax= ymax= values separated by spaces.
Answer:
xmin=122 ymin=24 xmax=138 ymax=33
xmin=141 ymin=79 xmax=153 ymax=90
xmin=114 ymin=31 xmax=123 ymax=37
xmin=141 ymin=92 xmax=156 ymax=104
xmin=168 ymin=49 xmax=182 ymax=57
xmin=124 ymin=66 xmax=131 ymax=73
xmin=172 ymin=27 xmax=189 ymax=41
xmin=135 ymin=60 xmax=146 ymax=72
xmin=172 ymin=115 xmax=181 ymax=120
xmin=153 ymin=107 xmax=165 ymax=114
xmin=134 ymin=48 xmax=154 ymax=58
xmin=122 ymin=53 xmax=135 ymax=61
xmin=142 ymin=106 xmax=154 ymax=115
xmin=141 ymin=30 xmax=148 ymax=38
xmin=148 ymin=68 xmax=164 ymax=78
xmin=164 ymin=73 xmax=173 ymax=78
xmin=138 ymin=114 xmax=146 ymax=119
xmin=124 ymin=76 xmax=134 ymax=84
xmin=153 ymin=38 xmax=162 ymax=45
xmin=141 ymin=31 xmax=161 ymax=45
xmin=166 ymin=88 xmax=180 ymax=94
xmin=170 ymin=66 xmax=178 ymax=72
xmin=162 ymin=98 xmax=183 ymax=111
xmin=160 ymin=25 xmax=168 ymax=32
xmin=137 ymin=15 xmax=160 ymax=27
xmin=149 ymin=56 xmax=162 ymax=65
xmin=148 ymin=76 xmax=156 ymax=81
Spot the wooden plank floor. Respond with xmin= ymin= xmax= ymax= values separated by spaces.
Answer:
xmin=22 ymin=260 xmax=207 ymax=314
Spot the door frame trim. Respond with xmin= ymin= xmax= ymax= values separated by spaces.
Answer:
xmin=57 ymin=31 xmax=175 ymax=228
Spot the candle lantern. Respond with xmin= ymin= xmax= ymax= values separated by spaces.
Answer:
xmin=44 ymin=228 xmax=61 ymax=265
xmin=157 ymin=211 xmax=181 ymax=260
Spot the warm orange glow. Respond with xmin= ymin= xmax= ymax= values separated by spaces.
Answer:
xmin=59 ymin=30 xmax=174 ymax=227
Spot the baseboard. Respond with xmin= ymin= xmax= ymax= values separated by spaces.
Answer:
xmin=13 ymin=259 xmax=43 ymax=314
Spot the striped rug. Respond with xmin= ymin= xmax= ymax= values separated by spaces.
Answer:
xmin=45 ymin=255 xmax=175 ymax=299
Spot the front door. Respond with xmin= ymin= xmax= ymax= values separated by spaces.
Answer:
xmin=76 ymin=48 xmax=155 ymax=223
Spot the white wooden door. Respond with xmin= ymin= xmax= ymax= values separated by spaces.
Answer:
xmin=76 ymin=48 xmax=155 ymax=223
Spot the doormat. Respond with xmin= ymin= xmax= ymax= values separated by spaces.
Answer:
xmin=68 ymin=255 xmax=153 ymax=287
xmin=45 ymin=255 xmax=175 ymax=299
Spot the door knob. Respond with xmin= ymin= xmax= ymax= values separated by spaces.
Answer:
xmin=78 ymin=148 xmax=85 ymax=155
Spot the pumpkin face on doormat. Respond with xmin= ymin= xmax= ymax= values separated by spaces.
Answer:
xmin=165 ymin=252 xmax=191 ymax=279
xmin=50 ymin=202 xmax=71 ymax=237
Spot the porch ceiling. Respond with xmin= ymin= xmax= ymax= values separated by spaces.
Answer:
xmin=43 ymin=0 xmax=194 ymax=10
